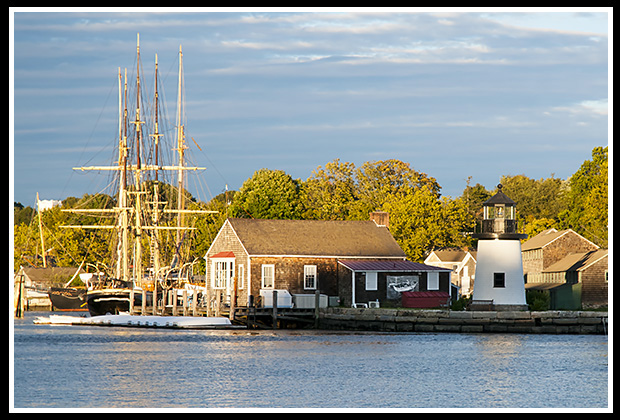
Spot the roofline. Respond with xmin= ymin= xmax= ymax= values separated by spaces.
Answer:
xmin=526 ymin=228 xmax=600 ymax=251
xmin=425 ymin=250 xmax=477 ymax=264
xmin=337 ymin=260 xmax=452 ymax=272
xmin=203 ymin=219 xmax=250 ymax=258
xmin=577 ymin=250 xmax=608 ymax=272
xmin=249 ymin=255 xmax=407 ymax=260
xmin=543 ymin=250 xmax=609 ymax=273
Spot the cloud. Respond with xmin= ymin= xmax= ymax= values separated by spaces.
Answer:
xmin=551 ymin=99 xmax=608 ymax=117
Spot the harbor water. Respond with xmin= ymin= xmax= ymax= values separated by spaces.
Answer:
xmin=12 ymin=311 xmax=608 ymax=410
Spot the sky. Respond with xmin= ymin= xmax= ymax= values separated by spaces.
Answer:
xmin=10 ymin=8 xmax=611 ymax=208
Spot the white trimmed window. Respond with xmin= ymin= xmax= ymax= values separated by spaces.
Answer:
xmin=427 ymin=271 xmax=439 ymax=290
xmin=304 ymin=265 xmax=317 ymax=290
xmin=365 ymin=272 xmax=378 ymax=291
xmin=212 ymin=258 xmax=234 ymax=289
xmin=262 ymin=264 xmax=275 ymax=289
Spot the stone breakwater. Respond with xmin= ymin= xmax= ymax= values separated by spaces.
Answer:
xmin=318 ymin=308 xmax=608 ymax=334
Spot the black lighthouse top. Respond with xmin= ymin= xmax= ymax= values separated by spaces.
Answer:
xmin=472 ymin=184 xmax=527 ymax=240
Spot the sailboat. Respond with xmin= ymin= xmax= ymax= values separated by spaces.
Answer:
xmin=62 ymin=34 xmax=216 ymax=317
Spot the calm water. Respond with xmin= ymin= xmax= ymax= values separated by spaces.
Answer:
xmin=12 ymin=311 xmax=608 ymax=409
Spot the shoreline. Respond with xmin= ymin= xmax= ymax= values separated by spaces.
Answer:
xmin=317 ymin=307 xmax=608 ymax=334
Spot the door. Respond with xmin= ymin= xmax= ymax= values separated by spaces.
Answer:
xmin=211 ymin=257 xmax=235 ymax=304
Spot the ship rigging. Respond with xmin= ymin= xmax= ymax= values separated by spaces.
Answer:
xmin=61 ymin=34 xmax=216 ymax=315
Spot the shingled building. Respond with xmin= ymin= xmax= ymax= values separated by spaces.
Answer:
xmin=204 ymin=217 xmax=449 ymax=309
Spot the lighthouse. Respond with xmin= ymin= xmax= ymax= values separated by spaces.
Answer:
xmin=471 ymin=184 xmax=528 ymax=311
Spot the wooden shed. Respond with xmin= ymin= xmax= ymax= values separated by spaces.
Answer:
xmin=337 ymin=259 xmax=452 ymax=307
xmin=203 ymin=217 xmax=408 ymax=310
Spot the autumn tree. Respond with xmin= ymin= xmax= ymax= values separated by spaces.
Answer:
xmin=383 ymin=186 xmax=474 ymax=262
xmin=302 ymin=159 xmax=357 ymax=220
xmin=350 ymin=159 xmax=441 ymax=220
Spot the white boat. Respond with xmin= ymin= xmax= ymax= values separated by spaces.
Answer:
xmin=33 ymin=314 xmax=241 ymax=329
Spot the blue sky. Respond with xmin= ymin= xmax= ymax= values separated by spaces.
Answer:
xmin=10 ymin=8 xmax=610 ymax=207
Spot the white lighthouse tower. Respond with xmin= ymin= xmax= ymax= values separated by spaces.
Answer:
xmin=471 ymin=184 xmax=528 ymax=311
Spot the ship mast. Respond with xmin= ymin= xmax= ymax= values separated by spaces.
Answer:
xmin=149 ymin=53 xmax=163 ymax=303
xmin=36 ymin=192 xmax=47 ymax=268
xmin=61 ymin=34 xmax=215 ymax=290
xmin=175 ymin=45 xmax=186 ymax=248
xmin=115 ymin=67 xmax=130 ymax=282
xmin=132 ymin=33 xmax=145 ymax=286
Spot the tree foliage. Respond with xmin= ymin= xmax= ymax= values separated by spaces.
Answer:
xmin=302 ymin=159 xmax=357 ymax=220
xmin=14 ymin=147 xmax=608 ymax=271
xmin=229 ymin=168 xmax=304 ymax=219
xmin=559 ymin=146 xmax=608 ymax=247
xmin=384 ymin=186 xmax=474 ymax=261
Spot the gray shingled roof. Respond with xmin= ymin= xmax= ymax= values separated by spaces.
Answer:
xmin=227 ymin=218 xmax=406 ymax=258
xmin=543 ymin=249 xmax=608 ymax=273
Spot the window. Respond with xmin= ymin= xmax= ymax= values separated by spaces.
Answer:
xmin=304 ymin=265 xmax=317 ymax=290
xmin=427 ymin=271 xmax=439 ymax=290
xmin=212 ymin=258 xmax=234 ymax=289
xmin=262 ymin=264 xmax=275 ymax=289
xmin=238 ymin=264 xmax=245 ymax=289
xmin=365 ymin=272 xmax=378 ymax=291
xmin=493 ymin=272 xmax=505 ymax=288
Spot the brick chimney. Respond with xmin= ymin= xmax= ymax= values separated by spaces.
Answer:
xmin=370 ymin=211 xmax=389 ymax=228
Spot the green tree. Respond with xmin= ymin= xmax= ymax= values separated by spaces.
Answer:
xmin=460 ymin=177 xmax=492 ymax=229
xmin=498 ymin=174 xmax=568 ymax=238
xmin=559 ymin=146 xmax=608 ymax=247
xmin=351 ymin=159 xmax=441 ymax=220
xmin=302 ymin=159 xmax=357 ymax=220
xmin=383 ymin=186 xmax=473 ymax=262
xmin=229 ymin=168 xmax=304 ymax=219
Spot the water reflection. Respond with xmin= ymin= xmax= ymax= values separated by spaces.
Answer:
xmin=13 ymin=316 xmax=608 ymax=409
xmin=472 ymin=335 xmax=526 ymax=407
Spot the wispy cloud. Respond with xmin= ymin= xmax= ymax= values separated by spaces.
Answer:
xmin=11 ymin=9 xmax=610 ymax=203
xmin=551 ymin=99 xmax=608 ymax=116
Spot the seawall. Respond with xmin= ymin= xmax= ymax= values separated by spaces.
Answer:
xmin=318 ymin=308 xmax=608 ymax=334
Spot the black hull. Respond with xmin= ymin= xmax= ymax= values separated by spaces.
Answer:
xmin=86 ymin=289 xmax=152 ymax=316
xmin=48 ymin=287 xmax=87 ymax=311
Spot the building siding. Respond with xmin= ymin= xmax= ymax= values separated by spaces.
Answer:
xmin=523 ymin=230 xmax=599 ymax=284
xmin=204 ymin=220 xmax=250 ymax=306
xmin=580 ymin=255 xmax=608 ymax=308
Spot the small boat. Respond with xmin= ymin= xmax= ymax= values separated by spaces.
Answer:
xmin=33 ymin=313 xmax=242 ymax=329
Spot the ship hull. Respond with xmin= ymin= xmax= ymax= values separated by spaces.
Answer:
xmin=87 ymin=289 xmax=133 ymax=316
xmin=48 ymin=287 xmax=87 ymax=311
xmin=86 ymin=289 xmax=152 ymax=316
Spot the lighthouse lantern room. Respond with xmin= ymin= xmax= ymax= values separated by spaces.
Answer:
xmin=471 ymin=184 xmax=528 ymax=311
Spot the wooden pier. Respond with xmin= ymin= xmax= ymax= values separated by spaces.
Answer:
xmin=127 ymin=288 xmax=323 ymax=329
xmin=233 ymin=307 xmax=318 ymax=329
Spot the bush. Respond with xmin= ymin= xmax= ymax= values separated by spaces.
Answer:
xmin=450 ymin=296 xmax=471 ymax=311
xmin=526 ymin=290 xmax=550 ymax=311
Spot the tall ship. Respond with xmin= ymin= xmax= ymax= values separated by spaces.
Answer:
xmin=62 ymin=34 xmax=215 ymax=316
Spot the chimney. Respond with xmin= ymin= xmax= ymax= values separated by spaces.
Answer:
xmin=370 ymin=211 xmax=389 ymax=228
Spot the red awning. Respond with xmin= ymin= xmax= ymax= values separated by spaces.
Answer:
xmin=210 ymin=251 xmax=235 ymax=258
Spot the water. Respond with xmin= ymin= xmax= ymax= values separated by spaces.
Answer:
xmin=12 ymin=312 xmax=608 ymax=409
